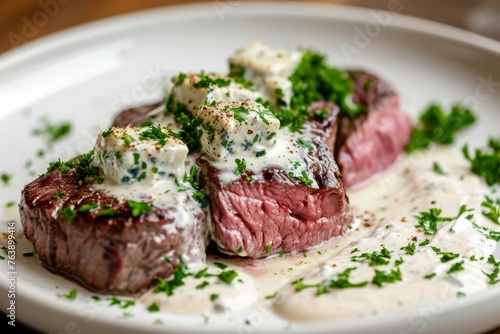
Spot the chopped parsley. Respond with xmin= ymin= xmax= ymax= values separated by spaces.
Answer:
xmin=97 ymin=208 xmax=118 ymax=217
xmin=481 ymin=195 xmax=500 ymax=225
xmin=155 ymin=263 xmax=190 ymax=296
xmin=424 ymin=273 xmax=437 ymax=280
xmin=106 ymin=296 xmax=135 ymax=309
xmin=196 ymin=281 xmax=210 ymax=290
xmin=139 ymin=125 xmax=168 ymax=147
xmin=372 ymin=268 xmax=402 ymax=287
xmin=432 ymin=162 xmax=446 ymax=175
xmin=122 ymin=134 xmax=135 ymax=146
xmin=297 ymin=138 xmax=314 ymax=151
xmin=418 ymin=238 xmax=430 ymax=246
xmin=329 ymin=267 xmax=368 ymax=289
xmin=1 ymin=173 xmax=12 ymax=185
xmin=57 ymin=207 xmax=77 ymax=222
xmin=47 ymin=159 xmax=72 ymax=173
xmin=101 ymin=129 xmax=113 ymax=138
xmin=471 ymin=221 xmax=500 ymax=241
xmin=431 ymin=246 xmax=460 ymax=263
xmin=448 ymin=261 xmax=465 ymax=274
xmin=52 ymin=191 xmax=64 ymax=199
xmin=5 ymin=201 xmax=16 ymax=207
xmin=231 ymin=105 xmax=249 ymax=123
xmin=462 ymin=138 xmax=500 ymax=186
xmin=175 ymin=72 xmax=187 ymax=86
xmin=400 ymin=243 xmax=416 ymax=255
xmin=78 ymin=203 xmax=99 ymax=212
xmin=351 ymin=245 xmax=392 ymax=266
xmin=33 ymin=118 xmax=72 ymax=144
xmin=265 ymin=244 xmax=272 ymax=253
xmin=256 ymin=150 xmax=266 ymax=157
xmin=147 ymin=302 xmax=160 ymax=312
xmin=482 ymin=255 xmax=500 ymax=285
xmin=74 ymin=150 xmax=104 ymax=184
xmin=193 ymin=73 xmax=231 ymax=89
xmin=59 ymin=289 xmax=77 ymax=300
xmin=210 ymin=293 xmax=219 ymax=301
xmin=265 ymin=292 xmax=278 ymax=300
xmin=414 ymin=208 xmax=452 ymax=235
xmin=127 ymin=200 xmax=152 ymax=217
xmin=289 ymin=50 xmax=362 ymax=119
xmin=213 ymin=262 xmax=228 ymax=270
xmin=234 ymin=159 xmax=246 ymax=175
xmin=407 ymin=103 xmax=476 ymax=153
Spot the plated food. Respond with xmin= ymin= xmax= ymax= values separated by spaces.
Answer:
xmin=15 ymin=39 xmax=500 ymax=326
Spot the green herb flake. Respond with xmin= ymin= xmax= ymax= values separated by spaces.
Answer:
xmin=414 ymin=208 xmax=452 ymax=235
xmin=59 ymin=289 xmax=77 ymax=300
xmin=235 ymin=158 xmax=246 ymax=175
xmin=210 ymin=293 xmax=219 ymax=301
xmin=400 ymin=243 xmax=416 ymax=255
xmin=297 ymin=138 xmax=314 ymax=151
xmin=329 ymin=267 xmax=369 ymax=289
xmin=97 ymin=208 xmax=118 ymax=218
xmin=147 ymin=302 xmax=160 ymax=312
xmin=432 ymin=162 xmax=446 ymax=175
xmin=448 ymin=261 xmax=465 ymax=274
xmin=462 ymin=138 xmax=500 ymax=186
xmin=155 ymin=263 xmax=191 ymax=296
xmin=57 ymin=207 xmax=77 ymax=222
xmin=372 ymin=268 xmax=402 ymax=287
xmin=1 ymin=173 xmax=12 ymax=185
xmin=213 ymin=262 xmax=228 ymax=270
xmin=407 ymin=103 xmax=476 ymax=153
xmin=481 ymin=195 xmax=500 ymax=225
xmin=424 ymin=273 xmax=437 ymax=280
xmin=265 ymin=243 xmax=272 ymax=253
xmin=102 ymin=129 xmax=113 ymax=138
xmin=265 ymin=292 xmax=278 ymax=300
xmin=196 ymin=281 xmax=210 ymax=290
xmin=418 ymin=238 xmax=430 ymax=246
xmin=78 ymin=203 xmax=99 ymax=213
xmin=127 ymin=200 xmax=152 ymax=217
xmin=52 ymin=191 xmax=64 ymax=199
xmin=5 ymin=201 xmax=16 ymax=208
xmin=431 ymin=246 xmax=460 ymax=263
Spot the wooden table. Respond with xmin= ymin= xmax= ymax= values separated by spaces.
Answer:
xmin=1 ymin=0 xmax=499 ymax=333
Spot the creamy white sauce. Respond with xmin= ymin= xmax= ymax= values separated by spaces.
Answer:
xmin=128 ymin=148 xmax=500 ymax=323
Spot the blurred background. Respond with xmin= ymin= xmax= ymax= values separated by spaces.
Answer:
xmin=1 ymin=0 xmax=500 ymax=333
xmin=1 ymin=0 xmax=500 ymax=55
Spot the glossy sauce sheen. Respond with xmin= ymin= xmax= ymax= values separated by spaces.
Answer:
xmin=138 ymin=148 xmax=499 ymax=320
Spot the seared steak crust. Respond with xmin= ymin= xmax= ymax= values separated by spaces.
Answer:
xmin=20 ymin=167 xmax=206 ymax=295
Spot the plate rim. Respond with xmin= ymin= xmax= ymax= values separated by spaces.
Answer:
xmin=1 ymin=1 xmax=500 ymax=333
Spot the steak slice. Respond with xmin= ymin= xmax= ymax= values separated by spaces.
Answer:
xmin=333 ymin=71 xmax=412 ymax=188
xmin=112 ymin=101 xmax=164 ymax=128
xmin=19 ymin=167 xmax=207 ymax=295
xmin=198 ymin=141 xmax=352 ymax=258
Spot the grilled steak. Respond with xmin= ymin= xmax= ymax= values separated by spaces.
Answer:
xmin=112 ymin=101 xmax=164 ymax=128
xmin=19 ymin=166 xmax=207 ymax=295
xmin=334 ymin=71 xmax=412 ymax=188
xmin=198 ymin=139 xmax=352 ymax=258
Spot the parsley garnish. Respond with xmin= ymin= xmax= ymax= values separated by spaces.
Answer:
xmin=432 ymin=162 xmax=446 ymax=175
xmin=256 ymin=150 xmax=266 ymax=157
xmin=448 ymin=261 xmax=465 ymax=274
xmin=147 ymin=302 xmax=160 ymax=312
xmin=57 ymin=207 xmax=77 ymax=222
xmin=231 ymin=106 xmax=249 ymax=123
xmin=139 ymin=125 xmax=168 ymax=147
xmin=329 ymin=267 xmax=368 ymax=289
xmin=59 ymin=289 xmax=77 ymax=300
xmin=297 ymin=138 xmax=314 ymax=151
xmin=463 ymin=138 xmax=500 ymax=186
xmin=431 ymin=246 xmax=460 ymax=262
xmin=213 ymin=262 xmax=228 ymax=270
xmin=210 ymin=293 xmax=219 ymax=301
xmin=175 ymin=73 xmax=187 ymax=86
xmin=265 ymin=244 xmax=272 ymax=253
xmin=351 ymin=245 xmax=392 ymax=266
xmin=33 ymin=119 xmax=72 ymax=144
xmin=418 ymin=238 xmax=430 ymax=246
xmin=97 ymin=208 xmax=118 ymax=217
xmin=196 ymin=281 xmax=209 ymax=289
xmin=155 ymin=263 xmax=190 ymax=296
xmin=289 ymin=50 xmax=362 ymax=118
xmin=52 ymin=191 xmax=64 ymax=199
xmin=122 ymin=134 xmax=135 ymax=146
xmin=414 ymin=208 xmax=452 ymax=235
xmin=265 ymin=292 xmax=278 ymax=300
xmin=407 ymin=103 xmax=476 ymax=153
xmin=102 ymin=129 xmax=113 ymax=138
xmin=482 ymin=255 xmax=500 ymax=285
xmin=78 ymin=203 xmax=99 ymax=212
xmin=47 ymin=159 xmax=72 ymax=173
xmin=372 ymin=268 xmax=402 ymax=287
xmin=74 ymin=150 xmax=104 ymax=184
xmin=481 ymin=195 xmax=500 ymax=225
xmin=471 ymin=221 xmax=500 ymax=241
xmin=424 ymin=273 xmax=436 ymax=280
xmin=106 ymin=296 xmax=135 ymax=309
xmin=235 ymin=159 xmax=246 ymax=175
xmin=400 ymin=243 xmax=416 ymax=255
xmin=127 ymin=200 xmax=152 ymax=217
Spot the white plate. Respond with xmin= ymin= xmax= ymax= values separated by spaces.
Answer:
xmin=1 ymin=2 xmax=500 ymax=333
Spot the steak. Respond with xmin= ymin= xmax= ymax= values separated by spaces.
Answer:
xmin=198 ymin=140 xmax=352 ymax=258
xmin=334 ymin=71 xmax=412 ymax=188
xmin=19 ymin=166 xmax=207 ymax=295
xmin=112 ymin=101 xmax=164 ymax=128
